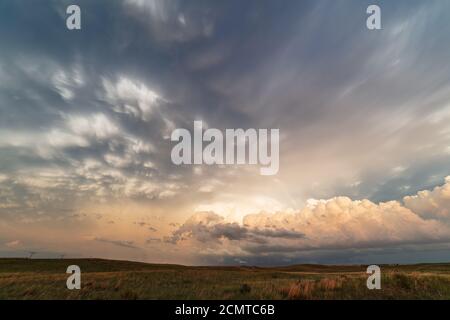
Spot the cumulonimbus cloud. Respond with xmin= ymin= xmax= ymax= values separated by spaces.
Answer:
xmin=168 ymin=177 xmax=450 ymax=256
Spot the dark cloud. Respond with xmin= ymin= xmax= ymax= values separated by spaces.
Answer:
xmin=93 ymin=237 xmax=139 ymax=249
xmin=166 ymin=212 xmax=305 ymax=245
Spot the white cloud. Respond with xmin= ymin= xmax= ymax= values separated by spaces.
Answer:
xmin=0 ymin=113 xmax=118 ymax=154
xmin=102 ymin=76 xmax=164 ymax=121
xmin=5 ymin=240 xmax=21 ymax=248
xmin=123 ymin=0 xmax=214 ymax=42
xmin=125 ymin=0 xmax=169 ymax=21
xmin=104 ymin=153 xmax=134 ymax=168
xmin=404 ymin=176 xmax=450 ymax=219
xmin=46 ymin=129 xmax=90 ymax=148
xmin=52 ymin=68 xmax=84 ymax=100
xmin=242 ymin=197 xmax=448 ymax=249
xmin=171 ymin=178 xmax=450 ymax=256
xmin=64 ymin=113 xmax=119 ymax=139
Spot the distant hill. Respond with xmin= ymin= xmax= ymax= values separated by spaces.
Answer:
xmin=2 ymin=257 xmax=450 ymax=273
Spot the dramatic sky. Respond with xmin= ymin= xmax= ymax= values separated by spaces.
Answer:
xmin=1 ymin=0 xmax=450 ymax=265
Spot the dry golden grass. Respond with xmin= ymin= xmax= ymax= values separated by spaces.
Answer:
xmin=1 ymin=258 xmax=450 ymax=299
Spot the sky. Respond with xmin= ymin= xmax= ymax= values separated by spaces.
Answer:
xmin=1 ymin=0 xmax=450 ymax=265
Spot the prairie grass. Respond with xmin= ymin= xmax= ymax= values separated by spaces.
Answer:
xmin=1 ymin=258 xmax=450 ymax=300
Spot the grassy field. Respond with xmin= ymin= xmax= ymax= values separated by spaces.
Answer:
xmin=1 ymin=258 xmax=450 ymax=299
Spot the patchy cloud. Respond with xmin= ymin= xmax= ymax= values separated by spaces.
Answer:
xmin=5 ymin=240 xmax=21 ymax=248
xmin=101 ymin=76 xmax=167 ymax=122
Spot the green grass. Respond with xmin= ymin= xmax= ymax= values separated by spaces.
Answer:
xmin=1 ymin=258 xmax=450 ymax=299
